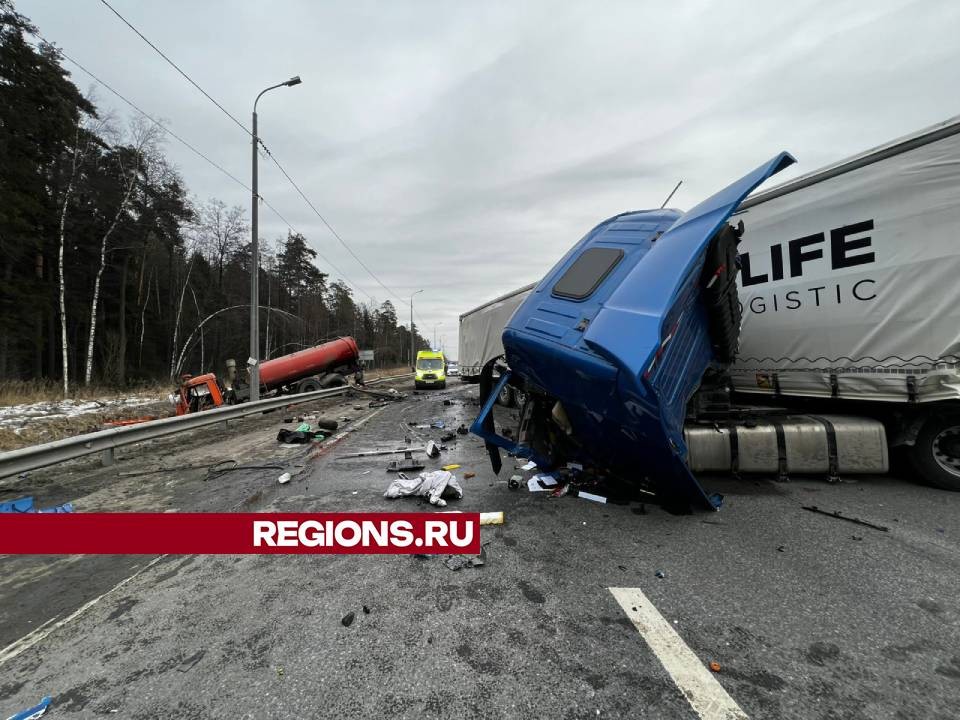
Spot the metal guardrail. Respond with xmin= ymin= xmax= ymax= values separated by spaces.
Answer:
xmin=0 ymin=373 xmax=413 ymax=480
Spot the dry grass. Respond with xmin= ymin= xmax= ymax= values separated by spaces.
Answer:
xmin=0 ymin=379 xmax=171 ymax=407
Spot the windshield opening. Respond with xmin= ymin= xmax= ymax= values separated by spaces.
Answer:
xmin=417 ymin=358 xmax=444 ymax=370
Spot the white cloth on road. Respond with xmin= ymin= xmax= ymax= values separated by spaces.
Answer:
xmin=383 ymin=470 xmax=463 ymax=507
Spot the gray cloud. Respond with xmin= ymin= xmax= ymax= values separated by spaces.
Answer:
xmin=22 ymin=0 xmax=960 ymax=355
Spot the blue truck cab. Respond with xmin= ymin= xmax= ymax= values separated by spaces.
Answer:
xmin=471 ymin=153 xmax=795 ymax=511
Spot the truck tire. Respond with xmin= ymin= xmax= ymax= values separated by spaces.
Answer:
xmin=497 ymin=383 xmax=515 ymax=407
xmin=909 ymin=413 xmax=960 ymax=491
xmin=320 ymin=373 xmax=347 ymax=389
xmin=296 ymin=377 xmax=322 ymax=393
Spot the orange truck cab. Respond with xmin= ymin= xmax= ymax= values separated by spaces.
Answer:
xmin=173 ymin=374 xmax=224 ymax=415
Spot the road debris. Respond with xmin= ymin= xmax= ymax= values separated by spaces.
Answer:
xmin=444 ymin=546 xmax=487 ymax=571
xmin=386 ymin=454 xmax=425 ymax=472
xmin=577 ymin=491 xmax=607 ymax=504
xmin=276 ymin=428 xmax=327 ymax=444
xmin=480 ymin=511 xmax=504 ymax=526
xmin=383 ymin=470 xmax=464 ymax=507
xmin=6 ymin=696 xmax=52 ymax=720
xmin=341 ymin=611 xmax=355 ymax=627
xmin=0 ymin=497 xmax=74 ymax=514
xmin=456 ymin=424 xmax=469 ymax=435
xmin=508 ymin=474 xmax=523 ymax=490
xmin=709 ymin=661 xmax=721 ymax=673
xmin=464 ymin=472 xmax=476 ymax=479
xmin=801 ymin=505 xmax=889 ymax=532
xmin=655 ymin=570 xmax=666 ymax=579
xmin=278 ymin=472 xmax=291 ymax=485
xmin=442 ymin=464 xmax=461 ymax=471
xmin=362 ymin=605 xmax=371 ymax=614
xmin=440 ymin=431 xmax=456 ymax=442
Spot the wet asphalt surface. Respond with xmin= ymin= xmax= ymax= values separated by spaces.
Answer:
xmin=1 ymin=381 xmax=960 ymax=718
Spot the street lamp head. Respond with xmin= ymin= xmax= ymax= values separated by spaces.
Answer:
xmin=285 ymin=76 xmax=302 ymax=87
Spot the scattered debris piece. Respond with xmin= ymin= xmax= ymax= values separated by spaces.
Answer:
xmin=277 ymin=666 xmax=285 ymax=678
xmin=7 ymin=696 xmax=52 ymax=720
xmin=103 ymin=416 xmax=157 ymax=427
xmin=801 ymin=505 xmax=889 ymax=532
xmin=413 ymin=554 xmax=430 ymax=560
xmin=464 ymin=472 xmax=476 ymax=480
xmin=0 ymin=497 xmax=74 ymax=514
xmin=501 ymin=427 xmax=514 ymax=438
xmin=283 ymin=417 xmax=293 ymax=423
xmin=533 ymin=473 xmax=557 ymax=487
xmin=341 ymin=612 xmax=355 ymax=627
xmin=425 ymin=440 xmax=441 ymax=459
xmin=444 ymin=547 xmax=486 ymax=571
xmin=655 ymin=570 xmax=666 ymax=579
xmin=440 ymin=431 xmax=456 ymax=442
xmin=528 ymin=477 xmax=548 ymax=492
xmin=508 ymin=475 xmax=523 ymax=490
xmin=431 ymin=420 xmax=446 ymax=429
xmin=709 ymin=661 xmax=721 ymax=673
xmin=777 ymin=545 xmax=786 ymax=552
xmin=480 ymin=511 xmax=504 ymax=526
xmin=276 ymin=428 xmax=327 ymax=444
xmin=443 ymin=399 xmax=453 ymax=406
xmin=442 ymin=464 xmax=461 ymax=471
xmin=578 ymin=491 xmax=607 ymax=504
xmin=851 ymin=535 xmax=863 ymax=541
xmin=456 ymin=424 xmax=469 ymax=435
xmin=278 ymin=473 xmax=291 ymax=485
xmin=362 ymin=605 xmax=371 ymax=614
xmin=519 ymin=460 xmax=537 ymax=471
xmin=567 ymin=462 xmax=583 ymax=471
xmin=383 ymin=470 xmax=464 ymax=507
xmin=386 ymin=456 xmax=425 ymax=472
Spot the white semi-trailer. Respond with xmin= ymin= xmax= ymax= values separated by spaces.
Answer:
xmin=459 ymin=115 xmax=960 ymax=491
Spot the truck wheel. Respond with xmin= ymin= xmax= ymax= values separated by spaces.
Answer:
xmin=320 ymin=373 xmax=347 ymax=389
xmin=296 ymin=378 xmax=322 ymax=393
xmin=909 ymin=413 xmax=960 ymax=491
xmin=497 ymin=383 xmax=515 ymax=407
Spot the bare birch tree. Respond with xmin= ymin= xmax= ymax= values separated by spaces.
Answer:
xmin=57 ymin=112 xmax=103 ymax=397
xmin=83 ymin=118 xmax=159 ymax=385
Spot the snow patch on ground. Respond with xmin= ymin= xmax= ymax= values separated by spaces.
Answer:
xmin=0 ymin=395 xmax=162 ymax=430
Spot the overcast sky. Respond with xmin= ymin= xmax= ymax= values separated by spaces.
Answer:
xmin=21 ymin=0 xmax=960 ymax=357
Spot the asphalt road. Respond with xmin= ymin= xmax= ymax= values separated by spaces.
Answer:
xmin=1 ymin=382 xmax=959 ymax=718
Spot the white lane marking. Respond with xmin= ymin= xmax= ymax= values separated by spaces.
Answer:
xmin=609 ymin=587 xmax=748 ymax=720
xmin=0 ymin=555 xmax=165 ymax=668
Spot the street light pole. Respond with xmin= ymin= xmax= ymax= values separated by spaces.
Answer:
xmin=410 ymin=289 xmax=422 ymax=369
xmin=250 ymin=75 xmax=301 ymax=402
xmin=433 ymin=322 xmax=443 ymax=351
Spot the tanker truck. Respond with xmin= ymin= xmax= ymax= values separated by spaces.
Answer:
xmin=173 ymin=337 xmax=361 ymax=415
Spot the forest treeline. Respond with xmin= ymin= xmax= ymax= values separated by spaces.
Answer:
xmin=0 ymin=1 xmax=427 ymax=395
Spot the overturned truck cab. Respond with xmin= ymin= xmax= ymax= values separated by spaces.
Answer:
xmin=470 ymin=153 xmax=796 ymax=512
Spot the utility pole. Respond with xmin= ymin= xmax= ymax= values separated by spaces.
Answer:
xmin=410 ymin=289 xmax=422 ymax=370
xmin=250 ymin=75 xmax=301 ymax=402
